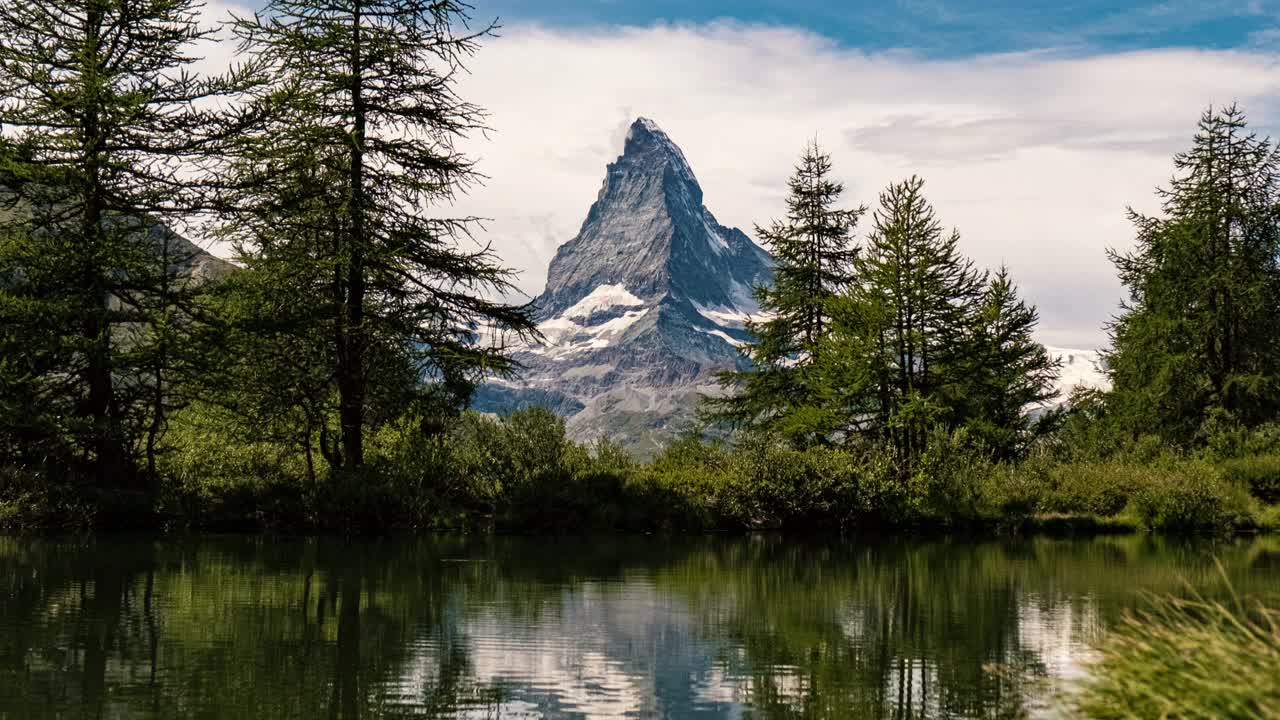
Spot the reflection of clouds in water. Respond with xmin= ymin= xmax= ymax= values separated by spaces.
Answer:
xmin=689 ymin=664 xmax=748 ymax=714
xmin=396 ymin=580 xmax=744 ymax=718
xmin=1017 ymin=599 xmax=1101 ymax=681
xmin=390 ymin=581 xmax=1110 ymax=718
xmin=469 ymin=646 xmax=648 ymax=718
xmin=1017 ymin=599 xmax=1105 ymax=719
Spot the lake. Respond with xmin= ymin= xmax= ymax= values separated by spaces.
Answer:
xmin=2 ymin=534 xmax=1279 ymax=719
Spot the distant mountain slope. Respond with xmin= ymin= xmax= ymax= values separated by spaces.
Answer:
xmin=1046 ymin=347 xmax=1110 ymax=397
xmin=474 ymin=118 xmax=772 ymax=452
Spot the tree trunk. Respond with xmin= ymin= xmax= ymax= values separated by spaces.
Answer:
xmin=338 ymin=0 xmax=367 ymax=471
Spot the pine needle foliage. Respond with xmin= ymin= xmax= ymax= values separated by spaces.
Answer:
xmin=221 ymin=0 xmax=539 ymax=470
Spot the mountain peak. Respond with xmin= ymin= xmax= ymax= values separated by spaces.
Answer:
xmin=534 ymin=119 xmax=769 ymax=321
xmin=622 ymin=117 xmax=698 ymax=184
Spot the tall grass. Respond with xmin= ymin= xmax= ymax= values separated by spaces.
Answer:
xmin=1078 ymin=582 xmax=1280 ymax=719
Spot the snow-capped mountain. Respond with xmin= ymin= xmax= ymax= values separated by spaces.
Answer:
xmin=1046 ymin=347 xmax=1110 ymax=397
xmin=474 ymin=118 xmax=772 ymax=452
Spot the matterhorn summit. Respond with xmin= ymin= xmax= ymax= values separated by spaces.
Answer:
xmin=475 ymin=118 xmax=773 ymax=452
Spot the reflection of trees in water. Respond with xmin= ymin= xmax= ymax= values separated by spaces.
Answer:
xmin=651 ymin=539 xmax=1042 ymax=719
xmin=652 ymin=536 xmax=1280 ymax=719
xmin=0 ymin=538 xmax=509 ymax=719
xmin=0 ymin=535 xmax=1276 ymax=719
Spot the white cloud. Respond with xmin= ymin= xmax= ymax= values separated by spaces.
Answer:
xmin=445 ymin=23 xmax=1280 ymax=348
xmin=186 ymin=9 xmax=1280 ymax=349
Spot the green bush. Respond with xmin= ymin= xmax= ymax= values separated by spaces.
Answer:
xmin=979 ymin=459 xmax=1051 ymax=519
xmin=1129 ymin=461 xmax=1252 ymax=533
xmin=146 ymin=400 xmax=1275 ymax=536
xmin=1041 ymin=462 xmax=1143 ymax=517
xmin=906 ymin=428 xmax=994 ymax=525
xmin=1203 ymin=419 xmax=1280 ymax=460
xmin=159 ymin=405 xmax=313 ymax=530
xmin=1220 ymin=454 xmax=1280 ymax=504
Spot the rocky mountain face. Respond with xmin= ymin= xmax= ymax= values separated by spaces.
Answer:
xmin=475 ymin=118 xmax=772 ymax=453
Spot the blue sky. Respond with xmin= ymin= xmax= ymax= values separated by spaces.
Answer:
xmin=480 ymin=0 xmax=1279 ymax=56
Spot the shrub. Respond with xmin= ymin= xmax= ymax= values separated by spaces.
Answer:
xmin=1220 ymin=454 xmax=1280 ymax=504
xmin=1041 ymin=462 xmax=1142 ymax=517
xmin=979 ymin=458 xmax=1051 ymax=519
xmin=906 ymin=427 xmax=994 ymax=525
xmin=159 ymin=405 xmax=313 ymax=530
xmin=1204 ymin=419 xmax=1280 ymax=460
xmin=1129 ymin=460 xmax=1252 ymax=533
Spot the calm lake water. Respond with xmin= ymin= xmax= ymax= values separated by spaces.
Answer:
xmin=2 ymin=534 xmax=1279 ymax=719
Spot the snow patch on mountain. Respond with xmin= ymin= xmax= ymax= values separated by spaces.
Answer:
xmin=1047 ymin=347 xmax=1110 ymax=397
xmin=692 ymin=301 xmax=768 ymax=330
xmin=562 ymin=283 xmax=645 ymax=319
xmin=528 ymin=305 xmax=650 ymax=359
xmin=700 ymin=328 xmax=746 ymax=347
xmin=702 ymin=213 xmax=729 ymax=255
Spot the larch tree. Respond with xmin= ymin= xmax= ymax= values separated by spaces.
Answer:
xmin=0 ymin=0 xmax=239 ymax=492
xmin=830 ymin=176 xmax=986 ymax=462
xmin=223 ymin=0 xmax=538 ymax=471
xmin=1107 ymin=104 xmax=1280 ymax=445
xmin=706 ymin=142 xmax=864 ymax=444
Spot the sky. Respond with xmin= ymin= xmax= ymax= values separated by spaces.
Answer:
xmin=199 ymin=0 xmax=1280 ymax=349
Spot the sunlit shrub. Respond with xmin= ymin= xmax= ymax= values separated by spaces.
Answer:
xmin=1129 ymin=460 xmax=1252 ymax=533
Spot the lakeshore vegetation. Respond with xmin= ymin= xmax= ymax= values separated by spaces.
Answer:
xmin=1 ymin=0 xmax=1279 ymax=538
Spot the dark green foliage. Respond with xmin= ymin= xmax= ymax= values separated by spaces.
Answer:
xmin=957 ymin=266 xmax=1062 ymax=458
xmin=222 ymin=0 xmax=538 ymax=471
xmin=710 ymin=162 xmax=1060 ymax=467
xmin=1107 ymin=104 xmax=1280 ymax=446
xmin=1221 ymin=455 xmax=1280 ymax=504
xmin=819 ymin=178 xmax=1058 ymax=464
xmin=827 ymin=176 xmax=988 ymax=460
xmin=707 ymin=143 xmax=864 ymax=444
xmin=0 ymin=0 xmax=237 ymax=499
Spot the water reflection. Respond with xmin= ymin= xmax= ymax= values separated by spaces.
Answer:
xmin=0 ymin=535 xmax=1277 ymax=719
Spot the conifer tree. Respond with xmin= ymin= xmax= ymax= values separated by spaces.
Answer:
xmin=0 ymin=0 xmax=237 ymax=490
xmin=1107 ymin=104 xmax=1280 ymax=444
xmin=706 ymin=142 xmax=863 ymax=443
xmin=224 ymin=0 xmax=538 ymax=471
xmin=958 ymin=266 xmax=1061 ymax=459
xmin=848 ymin=177 xmax=985 ymax=459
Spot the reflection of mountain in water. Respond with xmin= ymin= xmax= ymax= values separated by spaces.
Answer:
xmin=2 ymin=536 xmax=1278 ymax=719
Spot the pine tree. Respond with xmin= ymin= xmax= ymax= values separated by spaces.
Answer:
xmin=223 ymin=0 xmax=538 ymax=471
xmin=827 ymin=176 xmax=986 ymax=461
xmin=958 ymin=266 xmax=1061 ymax=459
xmin=862 ymin=176 xmax=985 ymax=456
xmin=0 ymin=0 xmax=237 ymax=490
xmin=705 ymin=142 xmax=863 ymax=443
xmin=1107 ymin=104 xmax=1280 ymax=444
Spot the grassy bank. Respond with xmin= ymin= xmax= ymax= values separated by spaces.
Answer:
xmin=1076 ymin=587 xmax=1280 ymax=718
xmin=5 ymin=404 xmax=1278 ymax=536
